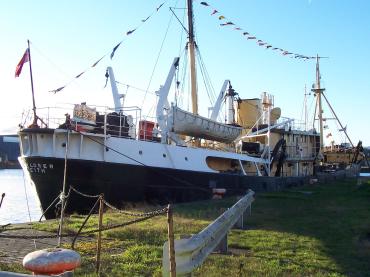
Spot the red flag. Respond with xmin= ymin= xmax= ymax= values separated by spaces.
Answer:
xmin=15 ymin=48 xmax=29 ymax=77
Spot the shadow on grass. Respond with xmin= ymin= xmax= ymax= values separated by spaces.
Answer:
xmin=174 ymin=179 xmax=370 ymax=276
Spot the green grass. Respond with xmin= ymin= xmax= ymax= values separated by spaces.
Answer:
xmin=1 ymin=179 xmax=370 ymax=276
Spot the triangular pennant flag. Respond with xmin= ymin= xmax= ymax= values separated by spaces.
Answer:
xmin=220 ymin=21 xmax=234 ymax=26
xmin=338 ymin=126 xmax=347 ymax=132
xmin=247 ymin=36 xmax=256 ymax=40
xmin=110 ymin=42 xmax=122 ymax=59
xmin=200 ymin=1 xmax=209 ymax=6
xmin=142 ymin=16 xmax=150 ymax=22
xmin=211 ymin=10 xmax=218 ymax=15
xmin=218 ymin=15 xmax=225 ymax=20
xmin=126 ymin=29 xmax=136 ymax=35
xmin=243 ymin=32 xmax=250 ymax=35
xmin=156 ymin=3 xmax=164 ymax=11
xmin=234 ymin=27 xmax=242 ymax=30
xmin=49 ymin=86 xmax=65 ymax=94
xmin=91 ymin=56 xmax=105 ymax=68
xmin=75 ymin=71 xmax=85 ymax=78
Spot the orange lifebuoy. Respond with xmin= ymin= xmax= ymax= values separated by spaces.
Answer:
xmin=23 ymin=248 xmax=81 ymax=275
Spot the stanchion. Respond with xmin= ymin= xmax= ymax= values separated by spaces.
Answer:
xmin=167 ymin=204 xmax=176 ymax=277
xmin=96 ymin=194 xmax=104 ymax=275
xmin=0 ymin=193 xmax=5 ymax=208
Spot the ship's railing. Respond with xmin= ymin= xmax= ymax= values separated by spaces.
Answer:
xmin=21 ymin=105 xmax=165 ymax=142
xmin=275 ymin=117 xmax=316 ymax=133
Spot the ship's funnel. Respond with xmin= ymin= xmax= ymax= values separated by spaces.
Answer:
xmin=236 ymin=98 xmax=262 ymax=128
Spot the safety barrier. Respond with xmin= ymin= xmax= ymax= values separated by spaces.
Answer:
xmin=162 ymin=190 xmax=254 ymax=276
xmin=0 ymin=272 xmax=72 ymax=276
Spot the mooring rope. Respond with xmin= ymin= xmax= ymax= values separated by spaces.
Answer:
xmin=20 ymin=170 xmax=37 ymax=249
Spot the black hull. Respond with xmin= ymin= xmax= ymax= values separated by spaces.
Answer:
xmin=23 ymin=156 xmax=309 ymax=219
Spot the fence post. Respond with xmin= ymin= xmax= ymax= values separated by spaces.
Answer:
xmin=96 ymin=194 xmax=104 ymax=275
xmin=233 ymin=211 xmax=245 ymax=230
xmin=0 ymin=193 xmax=5 ymax=208
xmin=167 ymin=204 xmax=176 ymax=277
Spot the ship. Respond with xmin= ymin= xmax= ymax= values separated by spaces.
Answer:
xmin=0 ymin=134 xmax=20 ymax=169
xmin=18 ymin=1 xmax=320 ymax=219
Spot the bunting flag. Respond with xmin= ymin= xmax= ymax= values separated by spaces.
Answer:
xmin=110 ymin=42 xmax=123 ymax=59
xmin=126 ymin=29 xmax=136 ymax=35
xmin=156 ymin=3 xmax=164 ymax=11
xmin=338 ymin=126 xmax=347 ymax=132
xmin=49 ymin=1 xmax=166 ymax=94
xmin=220 ymin=21 xmax=234 ymax=26
xmin=75 ymin=72 xmax=85 ymax=79
xmin=49 ymin=86 xmax=66 ymax=94
xmin=91 ymin=55 xmax=105 ymax=67
xmin=15 ymin=48 xmax=29 ymax=77
xmin=198 ymin=1 xmax=314 ymax=60
xmin=326 ymin=133 xmax=332 ymax=138
xmin=142 ymin=16 xmax=150 ymax=22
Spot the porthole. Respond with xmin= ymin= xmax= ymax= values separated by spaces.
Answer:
xmin=163 ymin=154 xmax=166 ymax=158
xmin=139 ymin=150 xmax=143 ymax=155
xmin=185 ymin=157 xmax=188 ymax=161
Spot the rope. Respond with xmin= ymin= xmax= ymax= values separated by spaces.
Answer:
xmin=140 ymin=1 xmax=175 ymax=113
xmin=103 ymin=200 xmax=168 ymax=217
xmin=20 ymin=171 xmax=37 ymax=249
xmin=0 ymin=212 xmax=166 ymax=240
xmin=38 ymin=192 xmax=62 ymax=222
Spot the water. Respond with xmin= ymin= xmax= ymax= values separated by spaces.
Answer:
xmin=360 ymin=173 xmax=370 ymax=177
xmin=0 ymin=169 xmax=42 ymax=225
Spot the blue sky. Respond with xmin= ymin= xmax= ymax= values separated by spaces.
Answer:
xmin=1 ymin=0 xmax=369 ymax=145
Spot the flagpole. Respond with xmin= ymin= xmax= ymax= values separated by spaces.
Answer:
xmin=27 ymin=39 xmax=38 ymax=127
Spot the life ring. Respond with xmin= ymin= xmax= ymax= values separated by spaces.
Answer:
xmin=23 ymin=248 xmax=81 ymax=275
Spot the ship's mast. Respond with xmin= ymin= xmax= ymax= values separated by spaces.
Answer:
xmin=187 ymin=0 xmax=198 ymax=115
xmin=312 ymin=54 xmax=325 ymax=153
xmin=311 ymin=55 xmax=355 ymax=151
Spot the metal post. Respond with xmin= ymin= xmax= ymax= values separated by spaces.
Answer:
xmin=27 ymin=40 xmax=38 ymax=127
xmin=214 ymin=234 xmax=228 ymax=254
xmin=96 ymin=194 xmax=104 ymax=274
xmin=0 ymin=193 xmax=5 ymax=208
xmin=167 ymin=204 xmax=176 ymax=277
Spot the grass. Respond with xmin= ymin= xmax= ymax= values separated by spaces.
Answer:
xmin=1 ymin=179 xmax=370 ymax=276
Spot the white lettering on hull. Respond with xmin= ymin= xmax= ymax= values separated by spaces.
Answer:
xmin=27 ymin=163 xmax=54 ymax=174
